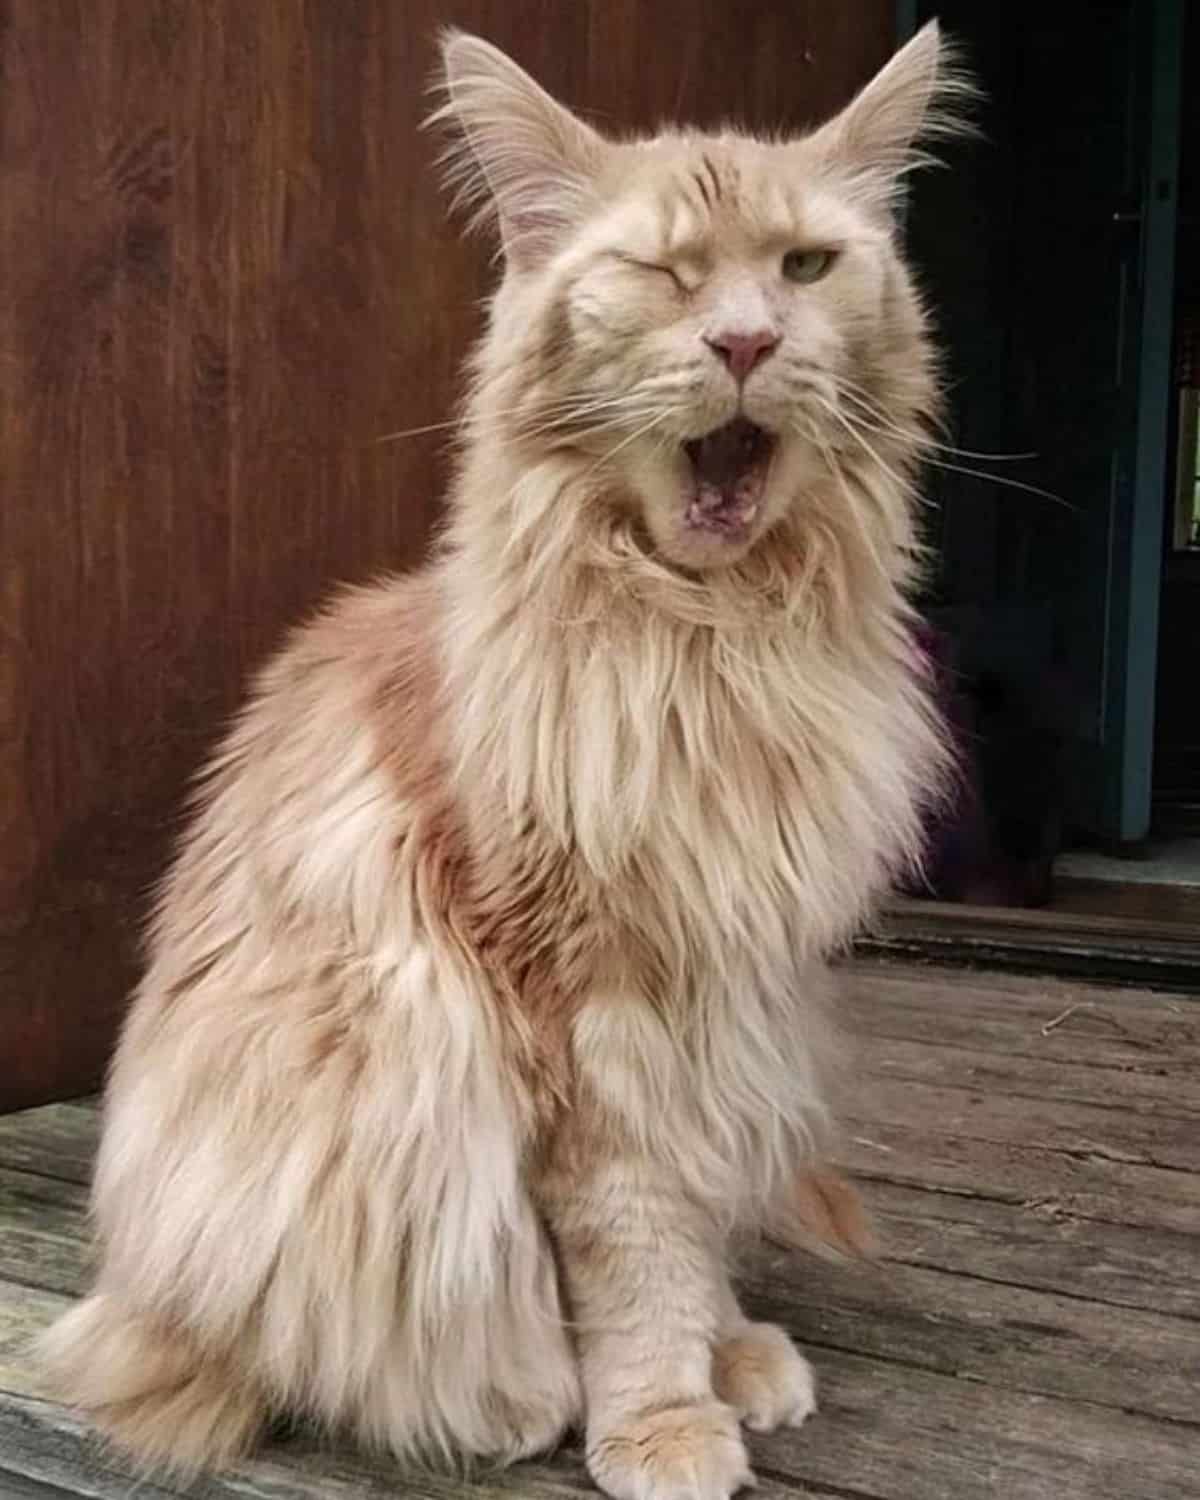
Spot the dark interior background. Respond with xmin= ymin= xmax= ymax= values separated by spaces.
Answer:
xmin=906 ymin=0 xmax=1190 ymax=899
xmin=0 ymin=0 xmax=893 ymax=1111
xmin=1155 ymin=0 xmax=1200 ymax=835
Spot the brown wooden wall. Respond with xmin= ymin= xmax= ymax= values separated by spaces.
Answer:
xmin=0 ymin=0 xmax=892 ymax=1112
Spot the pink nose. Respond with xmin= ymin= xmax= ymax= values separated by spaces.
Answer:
xmin=704 ymin=328 xmax=780 ymax=383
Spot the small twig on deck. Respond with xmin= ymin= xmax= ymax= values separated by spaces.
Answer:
xmin=851 ymin=1135 xmax=894 ymax=1153
xmin=1040 ymin=1000 xmax=1094 ymax=1035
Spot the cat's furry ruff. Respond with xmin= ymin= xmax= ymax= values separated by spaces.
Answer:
xmin=40 ymin=24 xmax=965 ymax=1500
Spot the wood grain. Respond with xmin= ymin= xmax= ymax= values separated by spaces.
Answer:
xmin=843 ymin=1121 xmax=1200 ymax=1234
xmin=1051 ymin=877 xmax=1200 ymax=926
xmin=863 ymin=1177 xmax=1200 ymax=1318
xmin=2 ymin=1304 xmax=1197 ymax=1500
xmin=2 ymin=960 xmax=1199 ymax=1498
xmin=0 ymin=0 xmax=893 ymax=1111
xmin=0 ymin=1282 xmax=62 ymax=1400
xmin=858 ymin=1032 xmax=1200 ymax=1118
xmin=740 ymin=1244 xmax=1200 ymax=1423
xmin=844 ymin=958 xmax=1200 ymax=1049
xmin=848 ymin=1075 xmax=1198 ymax=1170
xmin=868 ymin=901 xmax=1200 ymax=993
xmin=760 ymin=1346 xmax=1199 ymax=1500
xmin=0 ymin=1108 xmax=96 ymax=1187
xmin=0 ymin=1468 xmax=79 ymax=1500
xmin=0 ymin=1169 xmax=90 ymax=1299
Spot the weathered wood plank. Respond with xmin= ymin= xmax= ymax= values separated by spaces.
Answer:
xmin=0 ymin=1391 xmax=217 ymax=1500
xmin=0 ymin=1170 xmax=90 ymax=1298
xmin=0 ymin=1391 xmax=850 ymax=1500
xmin=0 ymin=1469 xmax=81 ymax=1500
xmin=856 ymin=1031 xmax=1200 ymax=1119
xmin=849 ymin=996 xmax=1200 ymax=1085
xmin=842 ymin=1120 xmax=1200 ymax=1233
xmin=0 ymin=1281 xmax=61 ymax=1400
xmin=737 ymin=1243 xmax=1200 ymax=1422
xmin=846 ymin=972 xmax=1200 ymax=1056
xmin=2 ymin=963 xmax=1198 ymax=1499
xmin=6 ymin=1257 xmax=1197 ymax=1499
xmin=762 ymin=1346 xmax=1200 ymax=1500
xmin=842 ymin=962 xmax=1200 ymax=1065
xmin=0 ymin=1283 xmax=861 ymax=1499
xmin=0 ymin=1109 xmax=97 ymax=1187
xmin=845 ymin=954 xmax=1199 ymax=1008
xmin=862 ymin=1178 xmax=1200 ymax=1318
xmin=846 ymin=1075 xmax=1199 ymax=1170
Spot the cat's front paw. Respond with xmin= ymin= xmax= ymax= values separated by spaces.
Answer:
xmin=586 ymin=1399 xmax=754 ymax=1500
xmin=712 ymin=1322 xmax=816 ymax=1433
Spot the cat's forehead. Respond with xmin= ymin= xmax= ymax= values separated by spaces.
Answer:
xmin=599 ymin=134 xmax=864 ymax=259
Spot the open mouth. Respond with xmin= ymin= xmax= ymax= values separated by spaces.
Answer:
xmin=682 ymin=418 xmax=776 ymax=538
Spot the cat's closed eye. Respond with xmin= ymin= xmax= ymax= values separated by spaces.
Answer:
xmin=613 ymin=252 xmax=690 ymax=295
xmin=781 ymin=248 xmax=838 ymax=284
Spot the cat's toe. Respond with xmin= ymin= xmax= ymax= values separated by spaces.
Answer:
xmin=712 ymin=1322 xmax=816 ymax=1433
xmin=587 ymin=1399 xmax=754 ymax=1500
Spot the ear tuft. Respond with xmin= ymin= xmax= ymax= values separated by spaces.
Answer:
xmin=808 ymin=21 xmax=978 ymax=210
xmin=428 ymin=30 xmax=605 ymax=271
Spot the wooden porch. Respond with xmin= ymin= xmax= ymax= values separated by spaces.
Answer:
xmin=1 ymin=960 xmax=1196 ymax=1500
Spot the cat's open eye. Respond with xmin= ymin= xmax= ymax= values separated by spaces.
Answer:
xmin=781 ymin=248 xmax=837 ymax=285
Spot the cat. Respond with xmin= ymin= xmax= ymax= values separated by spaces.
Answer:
xmin=39 ymin=24 xmax=965 ymax=1500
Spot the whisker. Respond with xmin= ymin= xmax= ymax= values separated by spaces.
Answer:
xmin=373 ymin=418 xmax=462 ymax=444
xmin=836 ymin=382 xmax=1040 ymax=464
xmin=920 ymin=455 xmax=1079 ymax=513
xmin=578 ymin=410 xmax=673 ymax=484
xmin=831 ymin=371 xmax=955 ymax=444
xmin=826 ymin=394 xmax=1077 ymax=515
xmin=813 ymin=398 xmax=924 ymax=504
xmin=373 ymin=392 xmax=669 ymax=447
xmin=511 ymin=404 xmax=676 ymax=448
xmin=926 ymin=443 xmax=1038 ymax=464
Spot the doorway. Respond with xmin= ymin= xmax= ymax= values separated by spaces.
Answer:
xmin=896 ymin=0 xmax=1197 ymax=937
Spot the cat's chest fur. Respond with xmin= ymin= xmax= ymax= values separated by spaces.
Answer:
xmin=451 ymin=582 xmax=931 ymax=1008
xmin=532 ymin=633 xmax=859 ymax=1206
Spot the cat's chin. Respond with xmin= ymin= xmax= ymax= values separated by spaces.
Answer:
xmin=644 ymin=511 xmax=772 ymax=572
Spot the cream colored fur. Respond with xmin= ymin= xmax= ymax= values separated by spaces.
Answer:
xmin=39 ymin=24 xmax=966 ymax=1500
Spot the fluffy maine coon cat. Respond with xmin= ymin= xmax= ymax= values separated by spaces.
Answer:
xmin=40 ymin=23 xmax=965 ymax=1500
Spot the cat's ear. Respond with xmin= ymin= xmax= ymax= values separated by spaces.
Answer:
xmin=806 ymin=21 xmax=976 ymax=211
xmin=432 ymin=31 xmax=605 ymax=272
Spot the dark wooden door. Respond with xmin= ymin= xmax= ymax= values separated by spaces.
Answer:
xmin=0 ymin=0 xmax=892 ymax=1111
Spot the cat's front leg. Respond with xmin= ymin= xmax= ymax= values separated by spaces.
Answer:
xmin=540 ymin=1148 xmax=753 ymax=1500
xmin=711 ymin=1278 xmax=817 ymax=1435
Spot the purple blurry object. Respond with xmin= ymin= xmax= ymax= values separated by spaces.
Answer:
xmin=904 ymin=622 xmax=992 ymax=902
xmin=904 ymin=620 xmax=1060 ymax=908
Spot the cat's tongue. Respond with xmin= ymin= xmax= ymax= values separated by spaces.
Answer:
xmin=683 ymin=418 xmax=775 ymax=537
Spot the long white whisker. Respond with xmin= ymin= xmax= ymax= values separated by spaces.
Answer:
xmin=836 ymin=382 xmax=1040 ymax=465
xmin=928 ymin=442 xmax=1038 ymax=464
xmin=920 ymin=455 xmax=1079 ymax=512
xmin=826 ymin=394 xmax=1077 ymax=515
xmin=513 ymin=400 xmax=673 ymax=444
xmin=814 ymin=397 xmax=922 ymax=503
xmin=373 ymin=392 xmax=670 ymax=447
xmin=373 ymin=418 xmax=463 ymax=443
xmin=579 ymin=410 xmax=673 ymax=484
